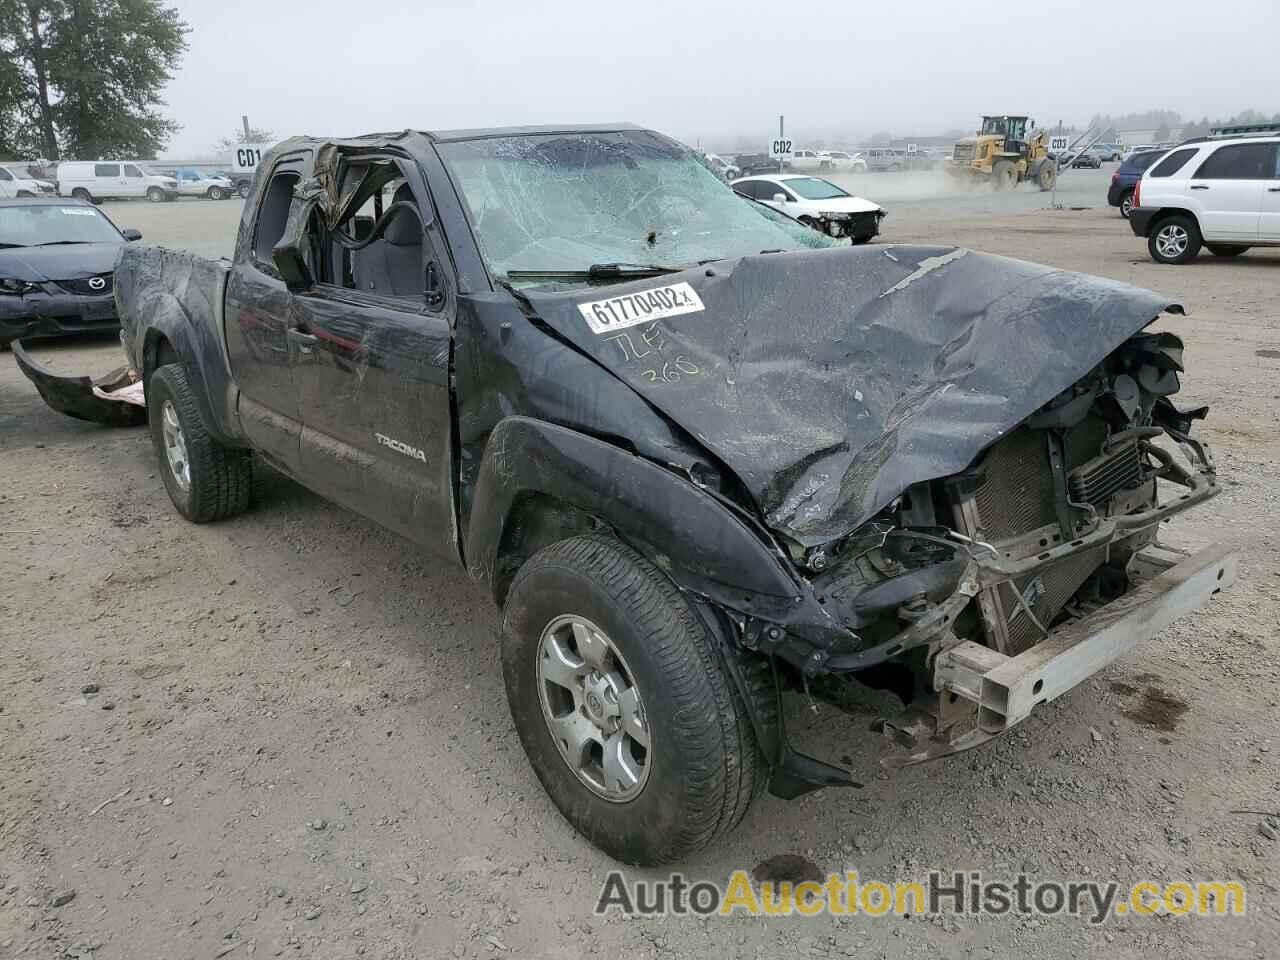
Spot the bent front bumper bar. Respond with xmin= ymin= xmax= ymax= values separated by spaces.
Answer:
xmin=883 ymin=542 xmax=1235 ymax=767
xmin=934 ymin=541 xmax=1235 ymax=732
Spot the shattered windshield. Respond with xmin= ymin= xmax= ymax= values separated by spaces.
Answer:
xmin=436 ymin=129 xmax=836 ymax=282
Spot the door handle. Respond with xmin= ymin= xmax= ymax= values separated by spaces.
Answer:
xmin=1189 ymin=184 xmax=1209 ymax=190
xmin=287 ymin=328 xmax=318 ymax=357
xmin=1269 ymin=187 xmax=1280 ymax=193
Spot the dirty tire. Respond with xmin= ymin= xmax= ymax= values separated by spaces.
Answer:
xmin=1037 ymin=163 xmax=1056 ymax=191
xmin=147 ymin=363 xmax=252 ymax=523
xmin=501 ymin=534 xmax=763 ymax=865
xmin=1148 ymin=214 xmax=1202 ymax=265
xmin=992 ymin=160 xmax=1016 ymax=190
xmin=1207 ymin=244 xmax=1249 ymax=257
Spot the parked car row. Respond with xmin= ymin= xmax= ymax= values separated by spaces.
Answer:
xmin=0 ymin=159 xmax=240 ymax=203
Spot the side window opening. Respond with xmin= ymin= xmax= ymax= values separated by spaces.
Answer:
xmin=1148 ymin=148 xmax=1197 ymax=178
xmin=253 ymin=171 xmax=300 ymax=265
xmin=1193 ymin=143 xmax=1275 ymax=180
xmin=94 ymin=163 xmax=119 ymax=177
xmin=308 ymin=156 xmax=431 ymax=302
xmin=123 ymin=164 xmax=142 ymax=177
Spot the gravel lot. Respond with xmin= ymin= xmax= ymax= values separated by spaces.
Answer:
xmin=2 ymin=169 xmax=1277 ymax=960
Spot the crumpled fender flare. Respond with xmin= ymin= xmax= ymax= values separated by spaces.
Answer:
xmin=125 ymin=253 xmax=242 ymax=446
xmin=464 ymin=416 xmax=803 ymax=609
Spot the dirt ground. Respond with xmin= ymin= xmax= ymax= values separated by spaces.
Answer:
xmin=2 ymin=175 xmax=1278 ymax=960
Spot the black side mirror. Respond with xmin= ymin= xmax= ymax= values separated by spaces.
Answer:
xmin=272 ymin=195 xmax=319 ymax=291
xmin=273 ymin=242 xmax=313 ymax=291
xmin=121 ymin=228 xmax=142 ymax=241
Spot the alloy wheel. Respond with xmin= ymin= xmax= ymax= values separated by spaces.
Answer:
xmin=536 ymin=615 xmax=651 ymax=802
xmin=161 ymin=400 xmax=191 ymax=490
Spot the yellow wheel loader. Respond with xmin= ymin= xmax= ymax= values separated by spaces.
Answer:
xmin=946 ymin=116 xmax=1057 ymax=191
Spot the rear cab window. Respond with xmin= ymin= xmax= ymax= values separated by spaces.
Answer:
xmin=1147 ymin=149 xmax=1198 ymax=178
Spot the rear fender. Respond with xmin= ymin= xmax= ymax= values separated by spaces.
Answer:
xmin=119 ymin=247 xmax=243 ymax=445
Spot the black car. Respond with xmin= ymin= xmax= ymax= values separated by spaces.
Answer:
xmin=0 ymin=198 xmax=141 ymax=347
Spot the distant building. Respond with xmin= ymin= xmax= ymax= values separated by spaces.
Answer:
xmin=1116 ymin=127 xmax=1183 ymax=146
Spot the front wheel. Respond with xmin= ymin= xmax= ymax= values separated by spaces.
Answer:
xmin=207 ymin=186 xmax=225 ymax=200
xmin=147 ymin=363 xmax=253 ymax=522
xmin=501 ymin=534 xmax=764 ymax=865
xmin=71 ymin=187 xmax=94 ymax=203
xmin=1037 ymin=163 xmax=1057 ymax=191
xmin=992 ymin=160 xmax=1016 ymax=190
xmin=146 ymin=187 xmax=166 ymax=203
xmin=1207 ymin=244 xmax=1249 ymax=257
xmin=1148 ymin=215 xmax=1202 ymax=265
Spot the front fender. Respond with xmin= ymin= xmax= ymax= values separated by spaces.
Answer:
xmin=464 ymin=417 xmax=803 ymax=611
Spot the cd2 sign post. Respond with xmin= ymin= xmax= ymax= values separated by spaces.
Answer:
xmin=770 ymin=116 xmax=792 ymax=173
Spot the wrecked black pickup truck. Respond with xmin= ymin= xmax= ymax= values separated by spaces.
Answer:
xmin=30 ymin=124 xmax=1234 ymax=865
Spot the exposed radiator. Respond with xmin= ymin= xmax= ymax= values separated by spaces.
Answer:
xmin=952 ymin=421 xmax=1131 ymax=656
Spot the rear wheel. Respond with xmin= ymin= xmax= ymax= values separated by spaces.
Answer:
xmin=501 ymin=534 xmax=764 ymax=865
xmin=1119 ymin=191 xmax=1135 ymax=219
xmin=146 ymin=186 xmax=166 ymax=203
xmin=1148 ymin=215 xmax=1202 ymax=265
xmin=992 ymin=160 xmax=1016 ymax=190
xmin=1207 ymin=244 xmax=1249 ymax=257
xmin=147 ymin=363 xmax=253 ymax=523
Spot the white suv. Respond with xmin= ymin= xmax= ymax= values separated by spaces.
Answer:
xmin=1129 ymin=133 xmax=1280 ymax=264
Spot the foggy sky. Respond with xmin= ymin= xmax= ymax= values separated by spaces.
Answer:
xmin=160 ymin=0 xmax=1278 ymax=158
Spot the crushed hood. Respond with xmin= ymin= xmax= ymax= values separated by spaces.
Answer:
xmin=522 ymin=244 xmax=1180 ymax=548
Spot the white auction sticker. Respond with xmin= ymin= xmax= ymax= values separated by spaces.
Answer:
xmin=577 ymin=281 xmax=704 ymax=335
xmin=60 ymin=207 xmax=97 ymax=216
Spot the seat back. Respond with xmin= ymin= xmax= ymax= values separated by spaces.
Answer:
xmin=352 ymin=185 xmax=424 ymax=298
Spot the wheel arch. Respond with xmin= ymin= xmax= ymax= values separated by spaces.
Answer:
xmin=465 ymin=417 xmax=802 ymax=610
xmin=1145 ymin=207 xmax=1199 ymax=235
